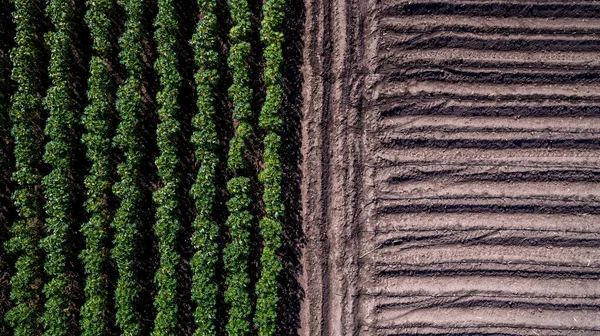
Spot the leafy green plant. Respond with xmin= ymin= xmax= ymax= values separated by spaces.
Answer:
xmin=79 ymin=0 xmax=114 ymax=334
xmin=151 ymin=0 xmax=182 ymax=334
xmin=254 ymin=0 xmax=285 ymax=334
xmin=189 ymin=0 xmax=220 ymax=334
xmin=111 ymin=0 xmax=144 ymax=334
xmin=224 ymin=0 xmax=254 ymax=334
xmin=5 ymin=1 xmax=46 ymax=334
xmin=40 ymin=0 xmax=79 ymax=334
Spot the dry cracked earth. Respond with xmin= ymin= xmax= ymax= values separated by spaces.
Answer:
xmin=299 ymin=1 xmax=600 ymax=335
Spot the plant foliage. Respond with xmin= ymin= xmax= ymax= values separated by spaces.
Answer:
xmin=40 ymin=0 xmax=79 ymax=334
xmin=1 ymin=0 xmax=291 ymax=333
xmin=189 ymin=0 xmax=219 ymax=334
xmin=254 ymin=0 xmax=285 ymax=334
xmin=79 ymin=0 xmax=114 ymax=334
xmin=5 ymin=0 xmax=46 ymax=334
xmin=151 ymin=0 xmax=182 ymax=334
xmin=111 ymin=0 xmax=144 ymax=334
xmin=224 ymin=0 xmax=254 ymax=334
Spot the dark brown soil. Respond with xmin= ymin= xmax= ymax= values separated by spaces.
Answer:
xmin=300 ymin=1 xmax=600 ymax=335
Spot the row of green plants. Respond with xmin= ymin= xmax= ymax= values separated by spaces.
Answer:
xmin=0 ymin=0 xmax=12 ymax=197
xmin=41 ymin=0 xmax=79 ymax=334
xmin=79 ymin=0 xmax=115 ymax=334
xmin=5 ymin=0 xmax=46 ymax=335
xmin=255 ymin=0 xmax=286 ymax=334
xmin=224 ymin=0 xmax=254 ymax=333
xmin=112 ymin=0 xmax=145 ymax=334
xmin=0 ymin=4 xmax=12 ymax=328
xmin=152 ymin=0 xmax=182 ymax=334
xmin=189 ymin=0 xmax=220 ymax=333
xmin=2 ymin=0 xmax=288 ymax=334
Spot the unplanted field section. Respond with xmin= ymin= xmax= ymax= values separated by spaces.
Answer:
xmin=367 ymin=1 xmax=600 ymax=335
xmin=301 ymin=0 xmax=600 ymax=335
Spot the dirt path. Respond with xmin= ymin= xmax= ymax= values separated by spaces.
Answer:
xmin=300 ymin=1 xmax=600 ymax=335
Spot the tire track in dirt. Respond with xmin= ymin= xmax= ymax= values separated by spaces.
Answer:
xmin=301 ymin=0 xmax=600 ymax=335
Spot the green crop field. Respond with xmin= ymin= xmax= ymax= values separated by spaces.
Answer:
xmin=0 ymin=0 xmax=292 ymax=334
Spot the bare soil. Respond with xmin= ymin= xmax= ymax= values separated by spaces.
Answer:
xmin=299 ymin=1 xmax=600 ymax=335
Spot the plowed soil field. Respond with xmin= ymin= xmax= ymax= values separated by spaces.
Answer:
xmin=299 ymin=1 xmax=600 ymax=335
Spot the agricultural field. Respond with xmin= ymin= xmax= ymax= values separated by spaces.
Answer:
xmin=0 ymin=0 xmax=302 ymax=334
xmin=1 ymin=0 xmax=600 ymax=335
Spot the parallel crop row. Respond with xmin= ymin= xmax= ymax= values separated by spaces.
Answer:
xmin=224 ymin=0 xmax=254 ymax=333
xmin=255 ymin=0 xmax=285 ymax=334
xmin=112 ymin=0 xmax=144 ymax=334
xmin=151 ymin=0 xmax=182 ymax=334
xmin=5 ymin=1 xmax=45 ymax=334
xmin=189 ymin=0 xmax=220 ymax=333
xmin=79 ymin=0 xmax=114 ymax=334
xmin=41 ymin=0 xmax=78 ymax=334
